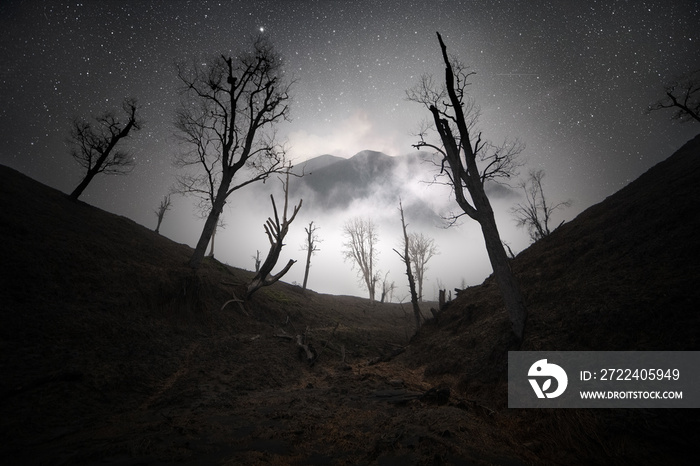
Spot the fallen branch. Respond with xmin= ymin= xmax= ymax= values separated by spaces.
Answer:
xmin=296 ymin=334 xmax=317 ymax=365
xmin=274 ymin=329 xmax=317 ymax=365
xmin=220 ymin=289 xmax=248 ymax=315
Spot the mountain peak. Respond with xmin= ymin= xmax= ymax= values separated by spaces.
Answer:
xmin=349 ymin=150 xmax=390 ymax=161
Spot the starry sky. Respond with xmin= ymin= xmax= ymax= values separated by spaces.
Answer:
xmin=1 ymin=0 xmax=699 ymax=298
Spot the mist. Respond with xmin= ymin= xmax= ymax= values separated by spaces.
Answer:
xmin=157 ymin=149 xmax=543 ymax=301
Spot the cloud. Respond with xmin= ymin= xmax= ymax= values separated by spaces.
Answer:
xmin=157 ymin=147 xmax=534 ymax=301
xmin=286 ymin=110 xmax=405 ymax=160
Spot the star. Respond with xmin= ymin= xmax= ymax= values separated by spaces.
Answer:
xmin=0 ymin=0 xmax=697 ymax=298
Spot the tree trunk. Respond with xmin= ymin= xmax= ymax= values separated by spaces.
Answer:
xmin=302 ymin=244 xmax=312 ymax=290
xmin=368 ymin=279 xmax=376 ymax=302
xmin=246 ymin=258 xmax=295 ymax=299
xmin=245 ymin=186 xmax=302 ymax=299
xmin=189 ymin=177 xmax=230 ymax=268
xmin=208 ymin=224 xmax=217 ymax=257
xmin=396 ymin=201 xmax=422 ymax=332
xmin=69 ymin=107 xmax=138 ymax=201
xmin=478 ymin=210 xmax=527 ymax=340
xmin=69 ymin=170 xmax=97 ymax=200
xmin=417 ymin=274 xmax=423 ymax=303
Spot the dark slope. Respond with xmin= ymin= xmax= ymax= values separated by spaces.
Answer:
xmin=0 ymin=166 xmax=419 ymax=464
xmin=402 ymin=134 xmax=700 ymax=464
xmin=409 ymin=133 xmax=700 ymax=365
xmin=1 ymin=133 xmax=698 ymax=464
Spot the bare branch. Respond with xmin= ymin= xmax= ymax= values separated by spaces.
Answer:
xmin=342 ymin=217 xmax=380 ymax=302
xmin=173 ymin=36 xmax=294 ymax=268
xmin=154 ymin=194 xmax=172 ymax=234
xmin=648 ymin=69 xmax=700 ymax=124
xmin=301 ymin=221 xmax=322 ymax=290
xmin=406 ymin=31 xmax=527 ymax=340
xmin=68 ymin=98 xmax=142 ymax=200
xmin=510 ymin=169 xmax=572 ymax=243
xmin=246 ymin=172 xmax=302 ymax=299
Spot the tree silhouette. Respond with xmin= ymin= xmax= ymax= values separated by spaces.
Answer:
xmin=407 ymin=232 xmax=438 ymax=302
xmin=173 ymin=35 xmax=292 ymax=269
xmin=68 ymin=98 xmax=142 ymax=200
xmin=246 ymin=174 xmax=302 ymax=299
xmin=252 ymin=250 xmax=261 ymax=272
xmin=511 ymin=169 xmax=572 ymax=243
xmin=342 ymin=217 xmax=380 ymax=302
xmin=393 ymin=199 xmax=422 ymax=332
xmin=407 ymin=32 xmax=527 ymax=340
xmin=301 ymin=221 xmax=321 ymax=291
xmin=648 ymin=69 xmax=700 ymax=124
xmin=379 ymin=271 xmax=396 ymax=304
xmin=154 ymin=194 xmax=172 ymax=234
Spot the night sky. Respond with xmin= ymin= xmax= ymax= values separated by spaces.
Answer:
xmin=1 ymin=0 xmax=699 ymax=298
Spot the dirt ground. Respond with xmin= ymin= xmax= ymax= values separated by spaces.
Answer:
xmin=1 ymin=271 xmax=525 ymax=465
xmin=2 ymin=134 xmax=700 ymax=465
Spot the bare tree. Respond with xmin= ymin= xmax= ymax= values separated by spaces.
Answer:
xmin=246 ymin=174 xmax=302 ymax=299
xmin=154 ymin=194 xmax=172 ymax=234
xmin=173 ymin=35 xmax=293 ymax=269
xmin=379 ymin=271 xmax=396 ymax=303
xmin=393 ymin=200 xmax=422 ymax=332
xmin=511 ymin=169 xmax=572 ymax=243
xmin=252 ymin=250 xmax=261 ymax=272
xmin=301 ymin=221 xmax=322 ymax=290
xmin=407 ymin=232 xmax=439 ymax=302
xmin=648 ymin=69 xmax=700 ymax=124
xmin=68 ymin=98 xmax=142 ymax=200
xmin=342 ymin=217 xmax=380 ymax=302
xmin=407 ymin=32 xmax=527 ymax=340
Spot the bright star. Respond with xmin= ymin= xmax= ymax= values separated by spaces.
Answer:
xmin=259 ymin=27 xmax=265 ymax=33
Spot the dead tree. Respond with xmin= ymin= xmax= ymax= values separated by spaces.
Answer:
xmin=154 ymin=194 xmax=172 ymax=234
xmin=301 ymin=221 xmax=321 ymax=290
xmin=246 ymin=175 xmax=302 ymax=299
xmin=173 ymin=35 xmax=293 ymax=269
xmin=342 ymin=217 xmax=380 ymax=302
xmin=407 ymin=232 xmax=438 ymax=302
xmin=68 ymin=98 xmax=142 ymax=200
xmin=393 ymin=199 xmax=422 ymax=333
xmin=252 ymin=250 xmax=261 ymax=272
xmin=511 ymin=169 xmax=572 ymax=243
xmin=407 ymin=32 xmax=527 ymax=340
xmin=379 ymin=271 xmax=396 ymax=303
xmin=648 ymin=69 xmax=700 ymax=124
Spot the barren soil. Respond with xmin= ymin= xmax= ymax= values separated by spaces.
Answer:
xmin=2 ymin=134 xmax=700 ymax=465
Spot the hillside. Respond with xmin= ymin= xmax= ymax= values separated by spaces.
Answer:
xmin=401 ymin=133 xmax=700 ymax=462
xmin=0 ymin=165 xmax=426 ymax=464
xmin=1 ymin=133 xmax=699 ymax=464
